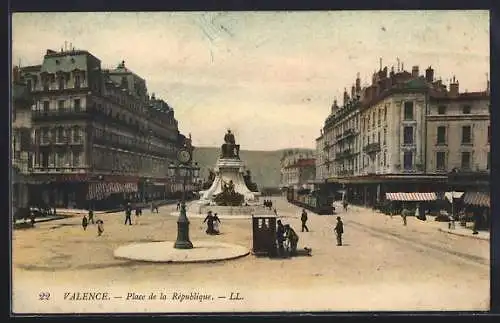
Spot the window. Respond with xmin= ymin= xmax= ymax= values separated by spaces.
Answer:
xmin=56 ymin=152 xmax=64 ymax=167
xmin=372 ymin=111 xmax=376 ymax=127
xmin=26 ymin=79 xmax=32 ymax=92
xmin=377 ymin=131 xmax=380 ymax=144
xmin=462 ymin=105 xmax=471 ymax=114
xmin=58 ymin=100 xmax=65 ymax=112
xmin=404 ymin=101 xmax=414 ymax=120
xmin=73 ymin=151 xmax=81 ymax=166
xmin=438 ymin=105 xmax=446 ymax=115
xmin=57 ymin=127 xmax=64 ymax=142
xmin=74 ymin=75 xmax=81 ymax=88
xmin=436 ymin=152 xmax=446 ymax=170
xmin=58 ymin=77 xmax=64 ymax=90
xmin=403 ymin=151 xmax=413 ymax=170
xmin=403 ymin=126 xmax=413 ymax=144
xmin=73 ymin=127 xmax=81 ymax=142
xmin=384 ymin=105 xmax=387 ymax=121
xmin=74 ymin=99 xmax=81 ymax=111
xmin=383 ymin=151 xmax=387 ymax=166
xmin=437 ymin=126 xmax=446 ymax=144
xmin=461 ymin=152 xmax=471 ymax=169
xmin=383 ymin=128 xmax=387 ymax=145
xmin=462 ymin=126 xmax=472 ymax=144
xmin=488 ymin=126 xmax=490 ymax=144
xmin=487 ymin=152 xmax=490 ymax=170
xmin=378 ymin=110 xmax=381 ymax=125
xmin=43 ymin=101 xmax=50 ymax=112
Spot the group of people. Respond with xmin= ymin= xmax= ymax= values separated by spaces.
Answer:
xmin=276 ymin=219 xmax=300 ymax=257
xmin=203 ymin=211 xmax=221 ymax=235
xmin=82 ymin=209 xmax=104 ymax=236
xmin=263 ymin=200 xmax=273 ymax=210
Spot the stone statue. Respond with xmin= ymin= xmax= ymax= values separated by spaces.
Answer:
xmin=224 ymin=130 xmax=236 ymax=144
xmin=220 ymin=130 xmax=240 ymax=159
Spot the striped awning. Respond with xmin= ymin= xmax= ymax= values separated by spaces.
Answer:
xmin=463 ymin=192 xmax=490 ymax=207
xmin=385 ymin=192 xmax=437 ymax=201
xmin=86 ymin=182 xmax=138 ymax=200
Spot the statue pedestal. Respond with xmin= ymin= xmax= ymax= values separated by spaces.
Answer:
xmin=200 ymin=158 xmax=259 ymax=204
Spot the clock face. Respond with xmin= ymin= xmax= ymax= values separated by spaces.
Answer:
xmin=177 ymin=149 xmax=191 ymax=163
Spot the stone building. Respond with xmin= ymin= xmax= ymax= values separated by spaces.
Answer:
xmin=426 ymin=77 xmax=490 ymax=192
xmin=12 ymin=68 xmax=34 ymax=217
xmin=18 ymin=48 xmax=187 ymax=209
xmin=317 ymin=60 xmax=489 ymax=206
xmin=280 ymin=149 xmax=315 ymax=191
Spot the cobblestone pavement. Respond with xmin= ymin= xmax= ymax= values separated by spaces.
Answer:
xmin=12 ymin=197 xmax=489 ymax=313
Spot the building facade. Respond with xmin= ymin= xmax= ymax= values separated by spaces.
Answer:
xmin=317 ymin=62 xmax=490 ymax=206
xmin=18 ymin=48 xmax=188 ymax=209
xmin=12 ymin=69 xmax=34 ymax=217
xmin=280 ymin=149 xmax=315 ymax=191
xmin=426 ymin=78 xmax=490 ymax=192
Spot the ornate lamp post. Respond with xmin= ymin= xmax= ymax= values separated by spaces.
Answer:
xmin=168 ymin=149 xmax=200 ymax=249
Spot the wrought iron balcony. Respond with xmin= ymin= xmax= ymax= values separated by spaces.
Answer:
xmin=338 ymin=169 xmax=354 ymax=176
xmin=363 ymin=142 xmax=381 ymax=154
xmin=32 ymin=108 xmax=91 ymax=121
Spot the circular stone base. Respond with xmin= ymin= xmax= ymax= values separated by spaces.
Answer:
xmin=169 ymin=212 xmax=253 ymax=219
xmin=113 ymin=241 xmax=250 ymax=263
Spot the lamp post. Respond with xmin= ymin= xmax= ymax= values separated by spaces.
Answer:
xmin=168 ymin=153 xmax=200 ymax=249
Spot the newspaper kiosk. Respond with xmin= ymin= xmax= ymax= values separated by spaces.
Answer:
xmin=251 ymin=214 xmax=277 ymax=257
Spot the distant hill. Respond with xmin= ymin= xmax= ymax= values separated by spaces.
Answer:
xmin=193 ymin=147 xmax=314 ymax=188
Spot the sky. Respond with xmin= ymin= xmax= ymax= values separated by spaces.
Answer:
xmin=12 ymin=11 xmax=489 ymax=151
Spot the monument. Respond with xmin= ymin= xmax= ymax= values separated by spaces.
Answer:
xmin=200 ymin=130 xmax=259 ymax=204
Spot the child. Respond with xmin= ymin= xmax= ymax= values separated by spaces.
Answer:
xmin=97 ymin=220 xmax=104 ymax=236
xmin=82 ymin=215 xmax=88 ymax=231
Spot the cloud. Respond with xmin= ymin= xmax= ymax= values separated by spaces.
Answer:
xmin=12 ymin=11 xmax=489 ymax=150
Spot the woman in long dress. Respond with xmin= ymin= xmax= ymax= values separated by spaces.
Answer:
xmin=213 ymin=213 xmax=221 ymax=234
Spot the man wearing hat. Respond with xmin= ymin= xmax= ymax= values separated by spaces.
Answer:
xmin=334 ymin=216 xmax=344 ymax=246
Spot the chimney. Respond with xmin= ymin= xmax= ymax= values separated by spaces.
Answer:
xmin=343 ymin=88 xmax=349 ymax=106
xmin=449 ymin=76 xmax=459 ymax=96
xmin=355 ymin=72 xmax=361 ymax=93
xmin=411 ymin=65 xmax=419 ymax=77
xmin=486 ymin=73 xmax=490 ymax=94
xmin=351 ymin=85 xmax=355 ymax=99
xmin=12 ymin=66 xmax=20 ymax=83
xmin=425 ymin=66 xmax=434 ymax=82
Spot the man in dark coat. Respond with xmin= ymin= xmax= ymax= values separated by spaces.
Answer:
xmin=334 ymin=216 xmax=344 ymax=246
xmin=276 ymin=220 xmax=285 ymax=257
xmin=82 ymin=215 xmax=89 ymax=231
xmin=124 ymin=202 xmax=132 ymax=225
xmin=300 ymin=209 xmax=309 ymax=232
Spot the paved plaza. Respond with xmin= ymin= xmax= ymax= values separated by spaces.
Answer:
xmin=12 ymin=197 xmax=489 ymax=313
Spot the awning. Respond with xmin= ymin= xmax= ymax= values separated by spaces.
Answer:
xmin=86 ymin=182 xmax=138 ymax=200
xmin=444 ymin=191 xmax=465 ymax=203
xmin=385 ymin=192 xmax=437 ymax=201
xmin=463 ymin=192 xmax=490 ymax=207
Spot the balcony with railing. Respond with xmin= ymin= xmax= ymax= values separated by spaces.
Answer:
xmin=363 ymin=142 xmax=381 ymax=154
xmin=338 ymin=169 xmax=354 ymax=177
xmin=32 ymin=107 xmax=91 ymax=121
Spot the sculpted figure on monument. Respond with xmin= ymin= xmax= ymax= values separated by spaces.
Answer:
xmin=220 ymin=129 xmax=240 ymax=159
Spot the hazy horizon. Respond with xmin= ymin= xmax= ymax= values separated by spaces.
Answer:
xmin=12 ymin=11 xmax=489 ymax=150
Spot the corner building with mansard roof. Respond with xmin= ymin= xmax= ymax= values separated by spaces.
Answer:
xmin=17 ymin=48 xmax=192 ymax=210
xmin=316 ymin=62 xmax=490 ymax=207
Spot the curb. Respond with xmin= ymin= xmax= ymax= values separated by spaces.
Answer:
xmin=437 ymin=228 xmax=489 ymax=241
xmin=115 ymin=251 xmax=251 ymax=264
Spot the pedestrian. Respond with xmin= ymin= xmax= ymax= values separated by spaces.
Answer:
xmin=203 ymin=211 xmax=215 ymax=234
xmin=401 ymin=211 xmax=407 ymax=226
xmin=284 ymin=224 xmax=299 ymax=256
xmin=448 ymin=212 xmax=455 ymax=230
xmin=176 ymin=201 xmax=181 ymax=211
xmin=97 ymin=219 xmax=104 ymax=236
xmin=343 ymin=199 xmax=348 ymax=212
xmin=82 ymin=214 xmax=88 ymax=231
xmin=273 ymin=208 xmax=278 ymax=216
xmin=334 ymin=216 xmax=344 ymax=246
xmin=276 ymin=220 xmax=285 ymax=257
xmin=300 ymin=209 xmax=309 ymax=232
xmin=88 ymin=209 xmax=94 ymax=224
xmin=135 ymin=205 xmax=141 ymax=225
xmin=213 ymin=213 xmax=221 ymax=234
xmin=124 ymin=202 xmax=132 ymax=225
